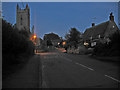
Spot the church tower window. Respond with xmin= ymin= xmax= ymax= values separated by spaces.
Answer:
xmin=21 ymin=15 xmax=22 ymax=25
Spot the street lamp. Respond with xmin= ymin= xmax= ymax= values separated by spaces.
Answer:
xmin=33 ymin=35 xmax=37 ymax=39
xmin=63 ymin=42 xmax=66 ymax=46
xmin=31 ymin=35 xmax=37 ymax=53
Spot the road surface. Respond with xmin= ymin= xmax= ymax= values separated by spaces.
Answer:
xmin=38 ymin=47 xmax=120 ymax=88
xmin=3 ymin=47 xmax=120 ymax=88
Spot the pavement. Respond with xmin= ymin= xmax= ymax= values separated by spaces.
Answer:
xmin=2 ymin=54 xmax=41 ymax=88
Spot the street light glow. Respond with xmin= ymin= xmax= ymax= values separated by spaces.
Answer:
xmin=33 ymin=35 xmax=37 ymax=39
xmin=63 ymin=42 xmax=66 ymax=46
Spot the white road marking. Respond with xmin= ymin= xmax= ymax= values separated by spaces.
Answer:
xmin=43 ymin=54 xmax=120 ymax=84
xmin=105 ymin=75 xmax=120 ymax=83
xmin=76 ymin=63 xmax=94 ymax=71
xmin=62 ymin=57 xmax=94 ymax=71
xmin=75 ymin=62 xmax=79 ymax=65
xmin=61 ymin=56 xmax=120 ymax=83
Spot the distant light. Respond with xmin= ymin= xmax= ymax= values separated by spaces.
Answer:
xmin=84 ymin=42 xmax=89 ymax=45
xmin=113 ymin=26 xmax=115 ymax=28
xmin=63 ymin=42 xmax=66 ymax=46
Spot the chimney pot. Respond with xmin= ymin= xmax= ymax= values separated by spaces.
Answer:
xmin=92 ymin=23 xmax=95 ymax=27
xmin=109 ymin=12 xmax=114 ymax=21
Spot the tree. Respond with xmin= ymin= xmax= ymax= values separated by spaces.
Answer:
xmin=46 ymin=39 xmax=53 ymax=46
xmin=43 ymin=32 xmax=60 ymax=41
xmin=65 ymin=28 xmax=81 ymax=48
xmin=2 ymin=19 xmax=35 ymax=65
xmin=19 ymin=29 xmax=30 ymax=38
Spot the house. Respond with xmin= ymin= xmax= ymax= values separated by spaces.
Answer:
xmin=83 ymin=12 xmax=119 ymax=47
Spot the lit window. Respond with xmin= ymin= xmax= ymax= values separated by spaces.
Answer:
xmin=84 ymin=42 xmax=89 ymax=45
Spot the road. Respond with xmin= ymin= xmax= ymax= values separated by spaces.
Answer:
xmin=38 ymin=47 xmax=120 ymax=88
xmin=3 ymin=47 xmax=120 ymax=88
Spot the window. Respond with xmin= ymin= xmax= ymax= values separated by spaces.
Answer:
xmin=98 ymin=34 xmax=100 ymax=38
xmin=113 ymin=26 xmax=115 ymax=28
xmin=21 ymin=15 xmax=22 ymax=25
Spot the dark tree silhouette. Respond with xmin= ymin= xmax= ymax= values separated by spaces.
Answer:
xmin=2 ymin=19 xmax=35 ymax=72
xmin=65 ymin=28 xmax=81 ymax=48
xmin=46 ymin=39 xmax=53 ymax=46
xmin=93 ymin=32 xmax=120 ymax=56
xmin=43 ymin=32 xmax=60 ymax=41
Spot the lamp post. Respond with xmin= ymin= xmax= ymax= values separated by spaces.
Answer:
xmin=30 ymin=34 xmax=37 ymax=53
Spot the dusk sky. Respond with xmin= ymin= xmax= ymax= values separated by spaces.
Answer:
xmin=2 ymin=2 xmax=118 ymax=39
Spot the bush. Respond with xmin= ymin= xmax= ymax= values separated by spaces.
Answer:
xmin=2 ymin=19 xmax=35 ymax=67
xmin=93 ymin=32 xmax=120 ymax=56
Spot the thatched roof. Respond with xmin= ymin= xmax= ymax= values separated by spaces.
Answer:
xmin=83 ymin=20 xmax=119 ymax=41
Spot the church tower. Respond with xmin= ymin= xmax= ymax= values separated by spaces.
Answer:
xmin=16 ymin=4 xmax=30 ymax=32
xmin=32 ymin=25 xmax=34 ymax=35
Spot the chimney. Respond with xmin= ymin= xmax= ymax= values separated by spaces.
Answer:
xmin=92 ymin=23 xmax=95 ymax=27
xmin=109 ymin=12 xmax=114 ymax=21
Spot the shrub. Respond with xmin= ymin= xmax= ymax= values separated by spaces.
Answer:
xmin=2 ymin=19 xmax=35 ymax=66
xmin=93 ymin=32 xmax=120 ymax=56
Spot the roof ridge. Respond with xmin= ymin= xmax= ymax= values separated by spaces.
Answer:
xmin=86 ymin=21 xmax=109 ymax=30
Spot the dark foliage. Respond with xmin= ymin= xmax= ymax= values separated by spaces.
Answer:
xmin=93 ymin=32 xmax=120 ymax=56
xmin=43 ymin=32 xmax=60 ymax=41
xmin=65 ymin=28 xmax=81 ymax=48
xmin=2 ymin=19 xmax=35 ymax=66
xmin=46 ymin=39 xmax=53 ymax=46
xmin=19 ymin=29 xmax=30 ymax=38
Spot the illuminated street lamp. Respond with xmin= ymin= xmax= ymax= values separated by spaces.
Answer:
xmin=30 ymin=35 xmax=37 ymax=45
xmin=63 ymin=42 xmax=66 ymax=46
xmin=33 ymin=35 xmax=37 ymax=39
